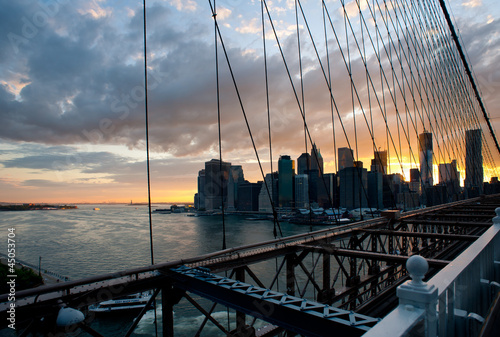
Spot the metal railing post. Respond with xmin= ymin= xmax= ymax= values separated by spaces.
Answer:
xmin=397 ymin=255 xmax=439 ymax=337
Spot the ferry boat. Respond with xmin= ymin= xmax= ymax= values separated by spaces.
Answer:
xmin=88 ymin=292 xmax=152 ymax=314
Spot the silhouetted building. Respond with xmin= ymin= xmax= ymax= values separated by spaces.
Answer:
xmin=338 ymin=147 xmax=354 ymax=171
xmin=295 ymin=174 xmax=309 ymax=208
xmin=465 ymin=129 xmax=483 ymax=196
xmin=205 ymin=159 xmax=231 ymax=210
xmin=237 ymin=181 xmax=262 ymax=212
xmin=227 ymin=165 xmax=244 ymax=211
xmin=418 ymin=132 xmax=433 ymax=187
xmin=438 ymin=160 xmax=460 ymax=200
xmin=339 ymin=166 xmax=368 ymax=210
xmin=409 ymin=168 xmax=420 ymax=194
xmin=311 ymin=143 xmax=324 ymax=176
xmin=259 ymin=172 xmax=279 ymax=212
xmin=368 ymin=171 xmax=383 ymax=209
xmin=318 ymin=173 xmax=336 ymax=208
xmin=196 ymin=169 xmax=206 ymax=210
xmin=278 ymin=155 xmax=295 ymax=208
xmin=371 ymin=150 xmax=388 ymax=174
xmin=297 ymin=153 xmax=311 ymax=175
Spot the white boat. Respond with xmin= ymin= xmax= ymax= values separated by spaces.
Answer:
xmin=88 ymin=292 xmax=152 ymax=314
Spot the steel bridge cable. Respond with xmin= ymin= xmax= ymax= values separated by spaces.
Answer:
xmin=207 ymin=0 xmax=283 ymax=237
xmin=324 ymin=1 xmax=406 ymax=208
xmin=211 ymin=0 xmax=227 ymax=251
xmin=295 ymin=0 xmax=381 ymax=214
xmin=322 ymin=2 xmax=338 ymax=175
xmin=437 ymin=0 xmax=500 ymax=157
xmin=141 ymin=1 xmax=159 ymax=336
xmin=260 ymin=0 xmax=280 ymax=239
xmin=262 ymin=0 xmax=344 ymax=220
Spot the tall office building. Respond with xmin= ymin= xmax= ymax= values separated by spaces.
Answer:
xmin=465 ymin=129 xmax=483 ymax=195
xmin=418 ymin=132 xmax=433 ymax=187
xmin=195 ymin=169 xmax=206 ymax=210
xmin=278 ymin=155 xmax=295 ymax=208
xmin=204 ymin=159 xmax=231 ymax=210
xmin=237 ymin=182 xmax=262 ymax=212
xmin=311 ymin=143 xmax=324 ymax=176
xmin=295 ymin=174 xmax=309 ymax=208
xmin=259 ymin=172 xmax=278 ymax=212
xmin=227 ymin=165 xmax=244 ymax=211
xmin=368 ymin=171 xmax=383 ymax=209
xmin=338 ymin=166 xmax=368 ymax=209
xmin=371 ymin=150 xmax=388 ymax=174
xmin=318 ymin=173 xmax=336 ymax=208
xmin=338 ymin=147 xmax=354 ymax=171
xmin=409 ymin=168 xmax=420 ymax=194
xmin=297 ymin=153 xmax=311 ymax=175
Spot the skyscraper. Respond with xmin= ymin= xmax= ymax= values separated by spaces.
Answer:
xmin=418 ymin=132 xmax=433 ymax=187
xmin=278 ymin=155 xmax=295 ymax=208
xmin=338 ymin=166 xmax=368 ymax=210
xmin=371 ymin=150 xmax=387 ymax=174
xmin=297 ymin=153 xmax=311 ymax=175
xmin=295 ymin=174 xmax=309 ymax=208
xmin=465 ymin=129 xmax=483 ymax=195
xmin=338 ymin=147 xmax=354 ymax=171
xmin=311 ymin=143 xmax=324 ymax=176
xmin=227 ymin=165 xmax=244 ymax=211
xmin=204 ymin=159 xmax=231 ymax=210
xmin=195 ymin=169 xmax=206 ymax=210
xmin=259 ymin=172 xmax=278 ymax=212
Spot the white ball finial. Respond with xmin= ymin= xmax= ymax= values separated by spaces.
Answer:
xmin=493 ymin=207 xmax=500 ymax=225
xmin=406 ymin=255 xmax=428 ymax=286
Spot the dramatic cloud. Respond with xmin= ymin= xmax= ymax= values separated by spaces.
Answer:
xmin=0 ymin=0 xmax=498 ymax=203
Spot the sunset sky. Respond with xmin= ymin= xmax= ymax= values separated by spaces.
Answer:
xmin=1 ymin=0 xmax=499 ymax=204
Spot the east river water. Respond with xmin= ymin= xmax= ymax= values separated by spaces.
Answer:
xmin=0 ymin=204 xmax=320 ymax=336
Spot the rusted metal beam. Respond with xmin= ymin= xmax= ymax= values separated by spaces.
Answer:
xmin=357 ymin=229 xmax=480 ymax=241
xmin=299 ymin=245 xmax=449 ymax=268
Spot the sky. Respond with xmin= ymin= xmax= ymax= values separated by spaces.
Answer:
xmin=0 ymin=0 xmax=499 ymax=204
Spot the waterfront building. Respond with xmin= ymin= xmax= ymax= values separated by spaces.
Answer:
xmin=204 ymin=159 xmax=231 ymax=210
xmin=295 ymin=174 xmax=309 ymax=209
xmin=383 ymin=173 xmax=405 ymax=209
xmin=258 ymin=172 xmax=278 ymax=212
xmin=318 ymin=173 xmax=336 ymax=208
xmin=465 ymin=129 xmax=483 ymax=196
xmin=196 ymin=169 xmax=206 ymax=210
xmin=409 ymin=168 xmax=420 ymax=194
xmin=371 ymin=150 xmax=388 ymax=174
xmin=237 ymin=181 xmax=262 ymax=212
xmin=227 ymin=165 xmax=244 ymax=211
xmin=338 ymin=165 xmax=368 ymax=210
xmin=278 ymin=155 xmax=295 ymax=208
xmin=438 ymin=160 xmax=460 ymax=199
xmin=310 ymin=143 xmax=323 ymax=176
xmin=297 ymin=153 xmax=311 ymax=175
xmin=338 ymin=147 xmax=354 ymax=171
xmin=418 ymin=132 xmax=433 ymax=187
xmin=367 ymin=171 xmax=383 ymax=210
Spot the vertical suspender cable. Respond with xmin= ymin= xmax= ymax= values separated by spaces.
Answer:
xmin=437 ymin=0 xmax=500 ymax=156
xmin=142 ymin=0 xmax=154 ymax=267
xmin=142 ymin=1 xmax=158 ymax=336
xmin=261 ymin=0 xmax=279 ymax=239
xmin=212 ymin=0 xmax=226 ymax=250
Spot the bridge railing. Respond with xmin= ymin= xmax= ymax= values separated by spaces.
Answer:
xmin=364 ymin=207 xmax=500 ymax=337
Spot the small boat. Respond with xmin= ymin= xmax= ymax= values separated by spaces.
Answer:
xmin=88 ymin=292 xmax=152 ymax=314
xmin=153 ymin=208 xmax=171 ymax=214
xmin=93 ymin=207 xmax=100 ymax=211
